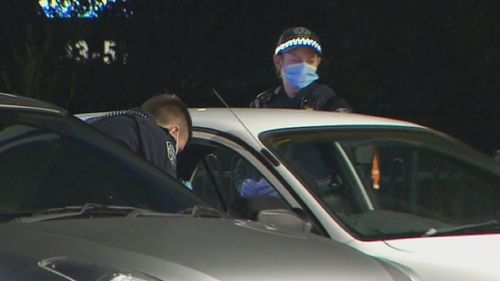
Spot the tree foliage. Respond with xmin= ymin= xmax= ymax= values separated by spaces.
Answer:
xmin=0 ymin=0 xmax=498 ymax=153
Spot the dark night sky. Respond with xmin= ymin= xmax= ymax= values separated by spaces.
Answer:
xmin=0 ymin=0 xmax=499 ymax=154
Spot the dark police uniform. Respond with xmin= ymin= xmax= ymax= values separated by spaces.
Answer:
xmin=250 ymin=82 xmax=352 ymax=112
xmin=88 ymin=108 xmax=178 ymax=178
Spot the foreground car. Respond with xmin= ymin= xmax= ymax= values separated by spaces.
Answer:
xmin=174 ymin=108 xmax=499 ymax=281
xmin=0 ymin=93 xmax=417 ymax=281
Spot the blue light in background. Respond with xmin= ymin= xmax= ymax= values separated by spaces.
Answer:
xmin=38 ymin=0 xmax=132 ymax=18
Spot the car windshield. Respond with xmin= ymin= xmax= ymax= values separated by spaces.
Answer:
xmin=262 ymin=126 xmax=500 ymax=240
xmin=0 ymin=110 xmax=205 ymax=222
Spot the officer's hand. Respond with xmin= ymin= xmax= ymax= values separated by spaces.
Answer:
xmin=241 ymin=178 xmax=279 ymax=197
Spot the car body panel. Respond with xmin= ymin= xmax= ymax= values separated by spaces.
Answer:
xmin=0 ymin=92 xmax=66 ymax=114
xmin=189 ymin=108 xmax=423 ymax=132
xmin=1 ymin=93 xmax=415 ymax=281
xmin=179 ymin=108 xmax=500 ymax=281
xmin=345 ymin=236 xmax=500 ymax=281
xmin=0 ymin=217 xmax=402 ymax=281
xmin=188 ymin=108 xmax=424 ymax=152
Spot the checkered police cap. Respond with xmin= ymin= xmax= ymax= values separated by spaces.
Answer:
xmin=274 ymin=27 xmax=322 ymax=56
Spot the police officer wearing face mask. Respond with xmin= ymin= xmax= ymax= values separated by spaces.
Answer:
xmin=88 ymin=94 xmax=192 ymax=178
xmin=251 ymin=27 xmax=352 ymax=112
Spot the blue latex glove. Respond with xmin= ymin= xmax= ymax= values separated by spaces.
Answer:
xmin=182 ymin=180 xmax=193 ymax=190
xmin=241 ymin=178 xmax=279 ymax=197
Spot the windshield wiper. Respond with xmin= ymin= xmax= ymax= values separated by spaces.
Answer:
xmin=178 ymin=205 xmax=224 ymax=218
xmin=12 ymin=203 xmax=174 ymax=223
xmin=423 ymin=220 xmax=500 ymax=237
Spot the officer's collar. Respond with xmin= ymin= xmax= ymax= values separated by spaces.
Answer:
xmin=278 ymin=81 xmax=318 ymax=99
xmin=129 ymin=107 xmax=153 ymax=119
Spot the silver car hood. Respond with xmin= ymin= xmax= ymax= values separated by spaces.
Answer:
xmin=0 ymin=217 xmax=401 ymax=281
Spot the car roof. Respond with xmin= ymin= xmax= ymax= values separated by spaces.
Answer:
xmin=0 ymin=92 xmax=66 ymax=115
xmin=189 ymin=108 xmax=425 ymax=135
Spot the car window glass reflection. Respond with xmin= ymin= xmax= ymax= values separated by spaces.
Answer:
xmin=0 ymin=113 xmax=201 ymax=220
xmin=185 ymin=143 xmax=283 ymax=215
xmin=265 ymin=129 xmax=500 ymax=239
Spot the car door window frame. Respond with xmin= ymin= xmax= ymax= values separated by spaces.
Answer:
xmin=189 ymin=131 xmax=302 ymax=210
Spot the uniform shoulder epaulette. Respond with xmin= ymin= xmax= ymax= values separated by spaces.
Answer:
xmin=87 ymin=108 xmax=151 ymax=125
xmin=314 ymin=84 xmax=336 ymax=97
xmin=252 ymin=87 xmax=280 ymax=108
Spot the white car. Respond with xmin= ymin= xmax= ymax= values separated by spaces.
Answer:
xmin=2 ymin=94 xmax=420 ymax=281
xmin=175 ymin=108 xmax=500 ymax=281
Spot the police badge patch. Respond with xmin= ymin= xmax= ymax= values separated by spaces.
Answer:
xmin=166 ymin=141 xmax=176 ymax=168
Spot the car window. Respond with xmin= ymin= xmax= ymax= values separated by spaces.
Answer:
xmin=349 ymin=141 xmax=500 ymax=223
xmin=179 ymin=141 xmax=287 ymax=217
xmin=270 ymin=140 xmax=366 ymax=215
xmin=263 ymin=128 xmax=500 ymax=239
xmin=0 ymin=111 xmax=204 ymax=220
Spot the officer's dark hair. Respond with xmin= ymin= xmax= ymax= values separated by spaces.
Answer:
xmin=141 ymin=94 xmax=192 ymax=144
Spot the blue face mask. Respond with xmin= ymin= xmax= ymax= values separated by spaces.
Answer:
xmin=282 ymin=63 xmax=319 ymax=90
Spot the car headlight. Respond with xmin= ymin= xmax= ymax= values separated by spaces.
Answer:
xmin=39 ymin=256 xmax=162 ymax=281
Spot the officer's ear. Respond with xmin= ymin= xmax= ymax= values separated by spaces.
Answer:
xmin=168 ymin=124 xmax=180 ymax=135
xmin=156 ymin=120 xmax=177 ymax=133
xmin=273 ymin=54 xmax=284 ymax=75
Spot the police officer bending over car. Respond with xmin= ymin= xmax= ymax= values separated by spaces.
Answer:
xmin=88 ymin=94 xmax=192 ymax=178
xmin=251 ymin=26 xmax=352 ymax=112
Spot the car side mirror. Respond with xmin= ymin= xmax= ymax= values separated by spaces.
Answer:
xmin=257 ymin=209 xmax=312 ymax=233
